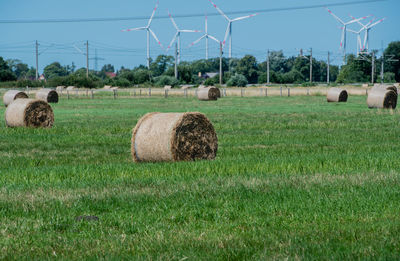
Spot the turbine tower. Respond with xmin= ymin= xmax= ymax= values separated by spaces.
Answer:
xmin=122 ymin=1 xmax=163 ymax=68
xmin=208 ymin=0 xmax=257 ymax=58
xmin=166 ymin=10 xmax=200 ymax=64
xmin=325 ymin=7 xmax=368 ymax=64
xmin=346 ymin=27 xmax=364 ymax=55
xmin=189 ymin=15 xmax=220 ymax=60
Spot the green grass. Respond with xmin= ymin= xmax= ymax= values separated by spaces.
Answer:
xmin=1 ymin=96 xmax=400 ymax=259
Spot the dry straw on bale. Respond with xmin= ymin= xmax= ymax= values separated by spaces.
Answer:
xmin=131 ymin=112 xmax=218 ymax=162
xmin=36 ymin=88 xmax=59 ymax=103
xmin=327 ymin=87 xmax=348 ymax=102
xmin=5 ymin=99 xmax=54 ymax=128
xmin=367 ymin=85 xmax=398 ymax=109
xmin=66 ymin=86 xmax=75 ymax=91
xmin=3 ymin=90 xmax=29 ymax=107
xmin=103 ymin=85 xmax=112 ymax=89
xmin=197 ymin=87 xmax=219 ymax=101
xmin=56 ymin=86 xmax=65 ymax=92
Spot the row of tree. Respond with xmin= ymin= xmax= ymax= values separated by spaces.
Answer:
xmin=1 ymin=41 xmax=399 ymax=87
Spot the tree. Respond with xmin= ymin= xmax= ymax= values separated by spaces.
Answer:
xmin=150 ymin=55 xmax=174 ymax=77
xmin=0 ymin=57 xmax=17 ymax=81
xmin=227 ymin=74 xmax=248 ymax=87
xmin=236 ymin=55 xmax=259 ymax=83
xmin=101 ymin=64 xmax=115 ymax=73
xmin=384 ymin=41 xmax=400 ymax=82
xmin=43 ymin=62 xmax=68 ymax=79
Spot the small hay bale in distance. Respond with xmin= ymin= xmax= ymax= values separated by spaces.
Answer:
xmin=367 ymin=85 xmax=398 ymax=109
xmin=327 ymin=87 xmax=348 ymax=102
xmin=66 ymin=86 xmax=75 ymax=91
xmin=56 ymin=86 xmax=65 ymax=92
xmin=132 ymin=112 xmax=218 ymax=162
xmin=197 ymin=87 xmax=219 ymax=101
xmin=35 ymin=88 xmax=59 ymax=103
xmin=5 ymin=98 xmax=54 ymax=128
xmin=164 ymin=85 xmax=172 ymax=90
xmin=3 ymin=90 xmax=29 ymax=107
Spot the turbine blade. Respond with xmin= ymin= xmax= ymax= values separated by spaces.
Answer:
xmin=208 ymin=0 xmax=230 ymax=21
xmin=168 ymin=10 xmax=179 ymax=30
xmin=147 ymin=1 xmax=159 ymax=27
xmin=324 ymin=7 xmax=344 ymax=25
xmin=122 ymin=27 xmax=147 ymax=32
xmin=345 ymin=15 xmax=370 ymax=25
xmin=166 ymin=32 xmax=178 ymax=52
xmin=368 ymin=17 xmax=386 ymax=28
xmin=149 ymin=28 xmax=163 ymax=49
xmin=231 ymin=13 xmax=258 ymax=22
xmin=222 ymin=23 xmax=230 ymax=47
xmin=340 ymin=28 xmax=345 ymax=49
xmin=180 ymin=29 xmax=201 ymax=33
xmin=208 ymin=35 xmax=220 ymax=43
xmin=189 ymin=35 xmax=206 ymax=47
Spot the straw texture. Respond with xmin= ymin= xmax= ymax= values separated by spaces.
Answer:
xmin=132 ymin=112 xmax=218 ymax=162
xmin=197 ymin=87 xmax=219 ymax=101
xmin=3 ymin=90 xmax=28 ymax=107
xmin=36 ymin=89 xmax=59 ymax=103
xmin=327 ymin=87 xmax=348 ymax=102
xmin=367 ymin=85 xmax=398 ymax=109
xmin=5 ymin=99 xmax=54 ymax=128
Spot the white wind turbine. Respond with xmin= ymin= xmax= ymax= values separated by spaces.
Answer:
xmin=122 ymin=1 xmax=163 ymax=68
xmin=355 ymin=17 xmax=386 ymax=53
xmin=166 ymin=10 xmax=200 ymax=64
xmin=208 ymin=0 xmax=257 ymax=58
xmin=189 ymin=15 xmax=220 ymax=60
xmin=346 ymin=27 xmax=364 ymax=55
xmin=325 ymin=7 xmax=369 ymax=64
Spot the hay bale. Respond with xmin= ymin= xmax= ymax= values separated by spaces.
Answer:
xmin=367 ymin=85 xmax=398 ymax=109
xmin=103 ymin=85 xmax=112 ymax=89
xmin=197 ymin=87 xmax=219 ymax=101
xmin=394 ymin=83 xmax=399 ymax=88
xmin=327 ymin=87 xmax=348 ymax=102
xmin=5 ymin=99 xmax=54 ymax=128
xmin=56 ymin=86 xmax=65 ymax=92
xmin=132 ymin=112 xmax=218 ymax=162
xmin=35 ymin=88 xmax=59 ymax=103
xmin=66 ymin=86 xmax=75 ymax=91
xmin=111 ymin=87 xmax=119 ymax=90
xmin=362 ymin=83 xmax=369 ymax=88
xmin=3 ymin=90 xmax=29 ymax=107
xmin=164 ymin=85 xmax=172 ymax=90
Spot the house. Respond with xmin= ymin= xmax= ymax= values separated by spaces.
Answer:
xmin=199 ymin=72 xmax=219 ymax=79
xmin=39 ymin=74 xmax=46 ymax=81
xmin=105 ymin=72 xmax=117 ymax=78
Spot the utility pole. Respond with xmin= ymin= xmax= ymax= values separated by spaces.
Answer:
xmin=86 ymin=40 xmax=89 ymax=78
xmin=310 ymin=48 xmax=313 ymax=84
xmin=35 ymin=40 xmax=39 ymax=80
xmin=327 ymin=51 xmax=330 ymax=84
xmin=380 ymin=57 xmax=384 ymax=84
xmin=219 ymin=42 xmax=223 ymax=85
xmin=267 ymin=49 xmax=270 ymax=85
xmin=95 ymin=49 xmax=98 ymax=72
xmin=174 ymin=42 xmax=178 ymax=79
xmin=371 ymin=52 xmax=375 ymax=84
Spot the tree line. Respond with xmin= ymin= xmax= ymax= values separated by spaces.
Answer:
xmin=1 ymin=41 xmax=399 ymax=88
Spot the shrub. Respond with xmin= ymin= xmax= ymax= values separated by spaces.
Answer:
xmin=154 ymin=75 xmax=179 ymax=87
xmin=227 ymin=74 xmax=248 ymax=87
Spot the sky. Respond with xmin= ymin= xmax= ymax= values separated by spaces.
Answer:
xmin=0 ymin=0 xmax=398 ymax=73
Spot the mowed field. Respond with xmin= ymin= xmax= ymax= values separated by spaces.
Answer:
xmin=1 ymin=95 xmax=400 ymax=259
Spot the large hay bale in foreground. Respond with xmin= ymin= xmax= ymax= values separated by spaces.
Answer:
xmin=197 ymin=87 xmax=219 ymax=101
xmin=367 ymin=85 xmax=398 ymax=109
xmin=3 ymin=90 xmax=29 ymax=107
xmin=35 ymin=88 xmax=59 ymax=103
xmin=132 ymin=112 xmax=218 ymax=162
xmin=327 ymin=87 xmax=348 ymax=102
xmin=5 ymin=99 xmax=54 ymax=128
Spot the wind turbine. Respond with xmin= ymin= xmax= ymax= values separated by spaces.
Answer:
xmin=208 ymin=0 xmax=257 ymax=59
xmin=122 ymin=1 xmax=163 ymax=68
xmin=166 ymin=10 xmax=200 ymax=64
xmin=325 ymin=7 xmax=369 ymax=64
xmin=189 ymin=15 xmax=220 ymax=60
xmin=346 ymin=27 xmax=364 ymax=55
xmin=353 ymin=16 xmax=386 ymax=53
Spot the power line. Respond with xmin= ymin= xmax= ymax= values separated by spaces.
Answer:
xmin=0 ymin=0 xmax=386 ymax=24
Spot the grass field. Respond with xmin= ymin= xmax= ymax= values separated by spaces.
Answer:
xmin=1 ymin=95 xmax=400 ymax=259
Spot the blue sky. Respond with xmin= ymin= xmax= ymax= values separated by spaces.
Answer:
xmin=0 ymin=0 xmax=398 ymax=73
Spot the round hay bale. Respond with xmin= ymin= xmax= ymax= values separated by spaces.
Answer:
xmin=111 ymin=87 xmax=119 ymax=90
xmin=197 ymin=87 xmax=219 ymax=101
xmin=66 ymin=86 xmax=75 ymax=91
xmin=164 ymin=85 xmax=172 ymax=90
xmin=56 ymin=86 xmax=65 ymax=92
xmin=103 ymin=85 xmax=112 ymax=89
xmin=132 ymin=112 xmax=218 ymax=162
xmin=3 ymin=90 xmax=29 ymax=107
xmin=367 ymin=85 xmax=398 ymax=109
xmin=5 ymin=99 xmax=54 ymax=128
xmin=35 ymin=88 xmax=59 ymax=103
xmin=327 ymin=87 xmax=348 ymax=102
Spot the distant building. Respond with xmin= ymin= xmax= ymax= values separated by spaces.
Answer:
xmin=200 ymin=72 xmax=219 ymax=79
xmin=39 ymin=74 xmax=46 ymax=81
xmin=105 ymin=72 xmax=117 ymax=78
